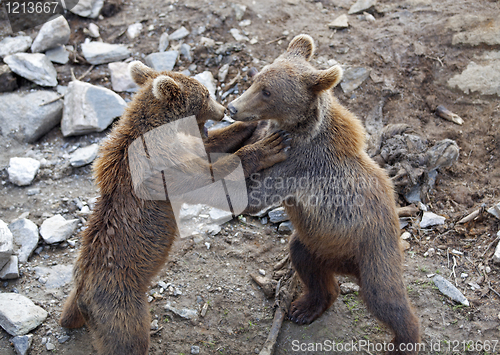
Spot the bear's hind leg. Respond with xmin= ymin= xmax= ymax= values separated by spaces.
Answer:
xmin=288 ymin=234 xmax=339 ymax=325
xmin=60 ymin=288 xmax=86 ymax=329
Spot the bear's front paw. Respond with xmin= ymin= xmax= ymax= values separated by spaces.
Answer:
xmin=288 ymin=292 xmax=331 ymax=325
xmin=255 ymin=130 xmax=290 ymax=171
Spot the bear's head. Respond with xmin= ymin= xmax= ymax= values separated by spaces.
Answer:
xmin=128 ymin=61 xmax=226 ymax=136
xmin=227 ymin=34 xmax=342 ymax=133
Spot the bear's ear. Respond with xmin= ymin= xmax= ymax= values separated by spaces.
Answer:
xmin=310 ymin=65 xmax=343 ymax=92
xmin=129 ymin=61 xmax=155 ymax=86
xmin=286 ymin=34 xmax=315 ymax=61
xmin=152 ymin=75 xmax=181 ymax=100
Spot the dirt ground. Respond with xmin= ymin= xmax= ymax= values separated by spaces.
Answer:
xmin=1 ymin=0 xmax=500 ymax=354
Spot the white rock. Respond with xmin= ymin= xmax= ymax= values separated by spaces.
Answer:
xmin=348 ymin=0 xmax=377 ymax=14
xmin=8 ymin=157 xmax=40 ymax=186
xmin=448 ymin=60 xmax=500 ymax=96
xmin=329 ymin=14 xmax=349 ymax=29
xmin=0 ymin=90 xmax=63 ymax=142
xmin=34 ymin=264 xmax=73 ymax=289
xmin=179 ymin=204 xmax=204 ymax=220
xmin=0 ymin=220 xmax=14 ymax=270
xmin=400 ymin=231 xmax=411 ymax=240
xmin=493 ymin=232 xmax=500 ymax=265
xmin=8 ymin=218 xmax=39 ymax=263
xmin=278 ymin=221 xmax=294 ymax=233
xmin=11 ymin=334 xmax=33 ymax=355
xmin=231 ymin=3 xmax=247 ymax=21
xmin=200 ymin=37 xmax=215 ymax=48
xmin=218 ymin=63 xmax=230 ymax=82
xmin=45 ymin=46 xmax=69 ymax=64
xmin=40 ymin=215 xmax=79 ymax=244
xmin=87 ymin=23 xmax=100 ymax=38
xmin=0 ymin=36 xmax=32 ymax=57
xmin=420 ymin=211 xmax=446 ymax=228
xmin=0 ymin=255 xmax=19 ymax=279
xmin=81 ymin=42 xmax=131 ymax=65
xmin=169 ymin=26 xmax=190 ymax=41
xmin=70 ymin=144 xmax=99 ymax=167
xmin=0 ymin=293 xmax=48 ymax=336
xmin=239 ymin=19 xmax=252 ymax=27
xmin=268 ymin=207 xmax=289 ymax=223
xmin=433 ymin=275 xmax=469 ymax=306
xmin=61 ymin=80 xmax=127 ymax=136
xmin=70 ymin=0 xmax=104 ymax=18
xmin=127 ymin=23 xmax=143 ymax=40
xmin=159 ymin=32 xmax=169 ymax=52
xmin=229 ymin=28 xmax=249 ymax=42
xmin=341 ymin=67 xmax=371 ymax=93
xmin=340 ymin=282 xmax=360 ymax=295
xmin=165 ymin=301 xmax=198 ymax=320
xmin=108 ymin=61 xmax=138 ymax=92
xmin=487 ymin=201 xmax=500 ymax=219
xmin=31 ymin=16 xmax=70 ymax=53
xmin=452 ymin=16 xmax=500 ymax=46
xmin=4 ymin=53 xmax=58 ymax=87
xmin=145 ymin=51 xmax=179 ymax=72
xmin=193 ymin=71 xmax=217 ymax=98
xmin=209 ymin=208 xmax=233 ymax=224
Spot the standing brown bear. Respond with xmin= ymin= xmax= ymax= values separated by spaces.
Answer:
xmin=59 ymin=62 xmax=288 ymax=355
xmin=228 ymin=35 xmax=421 ymax=354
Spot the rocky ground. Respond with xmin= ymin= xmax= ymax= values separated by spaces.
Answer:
xmin=0 ymin=0 xmax=500 ymax=354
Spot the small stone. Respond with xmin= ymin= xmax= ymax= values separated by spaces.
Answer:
xmin=86 ymin=23 xmax=100 ymax=38
xmin=127 ymin=23 xmax=143 ymax=40
xmin=460 ymin=273 xmax=468 ymax=278
xmin=193 ymin=71 xmax=217 ymax=98
xmin=348 ymin=0 xmax=377 ymax=14
xmin=180 ymin=43 xmax=193 ymax=63
xmin=205 ymin=242 xmax=210 ymax=250
xmin=218 ymin=63 xmax=230 ymax=82
xmin=46 ymin=342 xmax=55 ymax=351
xmin=229 ymin=28 xmax=249 ymax=42
xmin=145 ymin=51 xmax=179 ymax=72
xmin=340 ymin=282 xmax=360 ymax=295
xmin=209 ymin=208 xmax=233 ymax=224
xmin=61 ymin=80 xmax=127 ymax=136
xmin=70 ymin=0 xmax=104 ymax=18
xmin=45 ymin=45 xmax=70 ymax=65
xmin=258 ymin=269 xmax=266 ymax=276
xmin=8 ymin=219 xmax=39 ymax=264
xmin=150 ymin=319 xmax=158 ymax=330
xmin=4 ymin=53 xmax=57 ymax=87
xmin=0 ymin=255 xmax=18 ymax=279
xmin=58 ymin=334 xmax=70 ymax=344
xmin=0 ymin=293 xmax=48 ymax=336
xmin=70 ymin=144 xmax=99 ymax=167
xmin=159 ymin=32 xmax=170 ymax=52
xmin=278 ymin=221 xmax=294 ymax=233
xmin=0 ymin=220 xmax=14 ymax=271
xmin=179 ymin=204 xmax=203 ymax=220
xmin=108 ymin=61 xmax=139 ymax=92
xmin=40 ymin=215 xmax=79 ymax=244
xmin=340 ymin=67 xmax=371 ymax=93
xmin=165 ymin=302 xmax=198 ymax=320
xmin=169 ymin=26 xmax=190 ymax=41
xmin=81 ymin=42 xmax=130 ymax=65
xmin=231 ymin=3 xmax=247 ymax=21
xmin=400 ymin=240 xmax=410 ymax=251
xmin=200 ymin=37 xmax=215 ymax=48
xmin=31 ymin=16 xmax=70 ymax=53
xmin=268 ymin=207 xmax=289 ymax=223
xmin=329 ymin=14 xmax=349 ymax=29
xmin=424 ymin=247 xmax=435 ymax=257
xmin=191 ymin=345 xmax=200 ymax=354
xmin=433 ymin=275 xmax=469 ymax=306
xmin=487 ymin=201 xmax=500 ymax=219
xmin=0 ymin=36 xmax=32 ymax=57
xmin=239 ymin=19 xmax=252 ymax=27
xmin=8 ymin=158 xmax=40 ymax=186
xmin=420 ymin=211 xmax=446 ymax=228
xmin=400 ymin=231 xmax=411 ymax=240
xmin=11 ymin=334 xmax=33 ymax=355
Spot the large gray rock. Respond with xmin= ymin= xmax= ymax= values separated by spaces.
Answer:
xmin=40 ymin=215 xmax=79 ymax=244
xmin=3 ymin=53 xmax=57 ymax=87
xmin=11 ymin=334 xmax=33 ymax=355
xmin=34 ymin=264 xmax=73 ymax=289
xmin=0 ymin=36 xmax=32 ymax=57
xmin=433 ymin=275 xmax=469 ymax=306
xmin=348 ymin=0 xmax=377 ymax=14
xmin=81 ymin=42 xmax=130 ymax=65
xmin=452 ymin=16 xmax=500 ymax=46
xmin=341 ymin=67 xmax=371 ymax=93
xmin=193 ymin=71 xmax=217 ymax=98
xmin=9 ymin=219 xmax=39 ymax=263
xmin=208 ymin=207 xmax=233 ymax=224
xmin=61 ymin=80 xmax=127 ymax=136
xmin=169 ymin=26 xmax=190 ymax=41
xmin=31 ymin=16 xmax=70 ymax=53
xmin=8 ymin=157 xmax=40 ymax=186
xmin=0 ymin=90 xmax=63 ymax=142
xmin=70 ymin=0 xmax=104 ymax=18
xmin=69 ymin=143 xmax=99 ymax=167
xmin=448 ymin=60 xmax=500 ymax=96
xmin=108 ymin=61 xmax=138 ymax=92
xmin=45 ymin=46 xmax=70 ymax=65
xmin=0 ymin=293 xmax=48 ymax=336
xmin=0 ymin=65 xmax=17 ymax=92
xmin=0 ymin=220 xmax=14 ymax=270
xmin=0 ymin=255 xmax=19 ymax=279
xmin=268 ymin=207 xmax=289 ymax=223
xmin=420 ymin=211 xmax=446 ymax=228
xmin=145 ymin=51 xmax=179 ymax=72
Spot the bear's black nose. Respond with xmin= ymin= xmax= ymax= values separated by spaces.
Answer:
xmin=227 ymin=104 xmax=238 ymax=117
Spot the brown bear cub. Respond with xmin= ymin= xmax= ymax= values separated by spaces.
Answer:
xmin=59 ymin=62 xmax=288 ymax=355
xmin=228 ymin=35 xmax=421 ymax=354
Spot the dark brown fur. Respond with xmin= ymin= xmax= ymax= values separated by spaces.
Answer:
xmin=228 ymin=35 xmax=420 ymax=354
xmin=59 ymin=62 xmax=288 ymax=355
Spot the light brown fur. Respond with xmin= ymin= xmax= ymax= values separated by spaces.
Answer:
xmin=228 ymin=34 xmax=420 ymax=354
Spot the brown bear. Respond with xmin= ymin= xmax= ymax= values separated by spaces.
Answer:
xmin=59 ymin=61 xmax=288 ymax=355
xmin=228 ymin=35 xmax=421 ymax=354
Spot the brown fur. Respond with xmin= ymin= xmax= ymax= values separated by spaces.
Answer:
xmin=228 ymin=34 xmax=420 ymax=354
xmin=59 ymin=62 xmax=288 ymax=355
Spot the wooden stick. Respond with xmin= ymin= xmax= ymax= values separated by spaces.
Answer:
xmin=266 ymin=36 xmax=286 ymax=45
xmin=259 ymin=307 xmax=286 ymax=355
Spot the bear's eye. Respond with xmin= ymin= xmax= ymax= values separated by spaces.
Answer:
xmin=206 ymin=92 xmax=210 ymax=99
xmin=262 ymin=89 xmax=271 ymax=97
